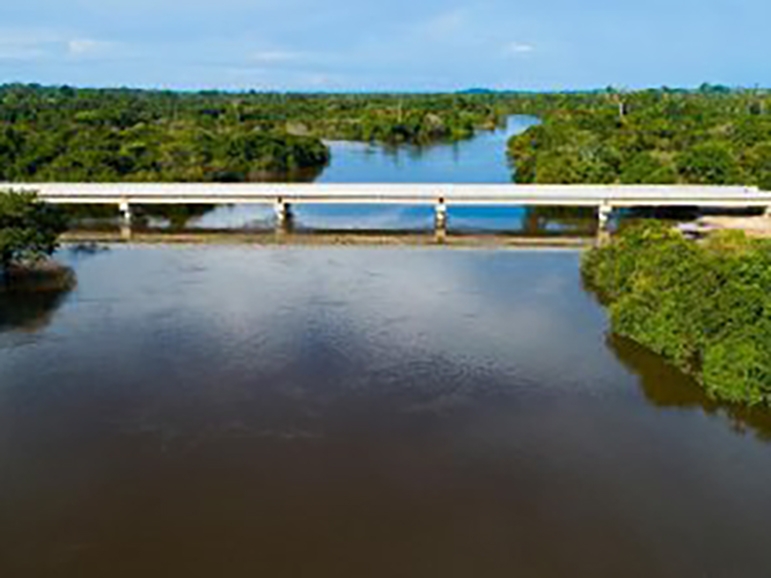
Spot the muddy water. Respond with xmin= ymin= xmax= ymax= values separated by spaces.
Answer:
xmin=1 ymin=245 xmax=770 ymax=577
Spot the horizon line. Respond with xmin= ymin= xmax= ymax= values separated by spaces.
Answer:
xmin=1 ymin=81 xmax=768 ymax=96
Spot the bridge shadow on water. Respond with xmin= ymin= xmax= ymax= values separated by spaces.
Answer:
xmin=63 ymin=205 xmax=601 ymax=245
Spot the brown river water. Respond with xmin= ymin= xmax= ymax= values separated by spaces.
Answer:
xmin=1 ymin=245 xmax=770 ymax=577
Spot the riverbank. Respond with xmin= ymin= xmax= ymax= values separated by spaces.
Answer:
xmin=582 ymin=221 xmax=771 ymax=405
xmin=695 ymin=215 xmax=771 ymax=238
xmin=0 ymin=260 xmax=75 ymax=293
xmin=61 ymin=230 xmax=594 ymax=248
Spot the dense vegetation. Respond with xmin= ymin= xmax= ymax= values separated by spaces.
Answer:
xmin=508 ymin=86 xmax=771 ymax=189
xmin=1 ymin=84 xmax=768 ymax=186
xmin=0 ymin=87 xmax=330 ymax=182
xmin=0 ymin=191 xmax=67 ymax=274
xmin=1 ymin=85 xmax=767 ymax=229
xmin=0 ymin=85 xmax=514 ymax=182
xmin=583 ymin=221 xmax=771 ymax=405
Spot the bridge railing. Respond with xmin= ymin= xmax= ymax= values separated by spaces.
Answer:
xmin=2 ymin=182 xmax=769 ymax=233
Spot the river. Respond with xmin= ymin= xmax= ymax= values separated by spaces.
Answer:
xmin=2 ymin=124 xmax=771 ymax=577
xmin=170 ymin=115 xmax=569 ymax=233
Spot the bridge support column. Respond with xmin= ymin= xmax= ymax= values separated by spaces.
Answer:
xmin=435 ymin=199 xmax=448 ymax=242
xmin=764 ymin=206 xmax=771 ymax=218
xmin=118 ymin=201 xmax=133 ymax=240
xmin=119 ymin=201 xmax=132 ymax=225
xmin=274 ymin=198 xmax=293 ymax=233
xmin=598 ymin=202 xmax=613 ymax=231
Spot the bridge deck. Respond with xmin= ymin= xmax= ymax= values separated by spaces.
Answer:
xmin=4 ymin=182 xmax=770 ymax=208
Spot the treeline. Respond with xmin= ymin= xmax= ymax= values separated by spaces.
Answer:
xmin=0 ymin=86 xmax=332 ymax=182
xmin=583 ymin=221 xmax=771 ymax=406
xmin=508 ymin=87 xmax=771 ymax=189
xmin=0 ymin=85 xmax=514 ymax=182
xmin=3 ymin=84 xmax=769 ymax=185
xmin=306 ymin=94 xmax=507 ymax=143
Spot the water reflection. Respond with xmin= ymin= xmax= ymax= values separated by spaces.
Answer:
xmin=160 ymin=115 xmax=540 ymax=231
xmin=64 ymin=206 xmax=597 ymax=242
xmin=2 ymin=247 xmax=771 ymax=576
xmin=317 ymin=115 xmax=537 ymax=184
xmin=523 ymin=206 xmax=597 ymax=234
xmin=607 ymin=333 xmax=771 ymax=440
xmin=0 ymin=269 xmax=75 ymax=333
xmin=60 ymin=115 xmax=592 ymax=237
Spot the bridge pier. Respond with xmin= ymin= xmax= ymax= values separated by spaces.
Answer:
xmin=118 ymin=201 xmax=133 ymax=240
xmin=435 ymin=199 xmax=448 ymax=240
xmin=118 ymin=200 xmax=133 ymax=225
xmin=598 ymin=202 xmax=613 ymax=232
xmin=26 ymin=184 xmax=771 ymax=238
xmin=274 ymin=198 xmax=293 ymax=233
xmin=765 ymin=206 xmax=771 ymax=218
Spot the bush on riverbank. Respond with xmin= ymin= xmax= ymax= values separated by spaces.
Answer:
xmin=582 ymin=221 xmax=771 ymax=405
xmin=0 ymin=191 xmax=68 ymax=280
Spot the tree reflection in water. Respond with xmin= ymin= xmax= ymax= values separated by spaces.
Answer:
xmin=0 ymin=266 xmax=75 ymax=333
xmin=522 ymin=206 xmax=596 ymax=236
xmin=607 ymin=333 xmax=771 ymax=441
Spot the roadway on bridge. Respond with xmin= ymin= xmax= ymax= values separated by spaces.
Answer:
xmin=5 ymin=182 xmax=770 ymax=208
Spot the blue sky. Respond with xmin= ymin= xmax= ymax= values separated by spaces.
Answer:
xmin=0 ymin=0 xmax=766 ymax=91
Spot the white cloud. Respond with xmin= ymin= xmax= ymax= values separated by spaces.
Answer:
xmin=0 ymin=29 xmax=125 ymax=62
xmin=68 ymin=38 xmax=102 ymax=55
xmin=251 ymin=50 xmax=303 ymax=64
xmin=66 ymin=38 xmax=131 ymax=60
xmin=504 ymin=41 xmax=535 ymax=55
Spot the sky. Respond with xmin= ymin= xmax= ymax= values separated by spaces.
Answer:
xmin=0 ymin=0 xmax=767 ymax=91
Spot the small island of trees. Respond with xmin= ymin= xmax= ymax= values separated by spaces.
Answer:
xmin=0 ymin=191 xmax=68 ymax=287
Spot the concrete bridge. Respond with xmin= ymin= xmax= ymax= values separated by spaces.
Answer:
xmin=5 ymin=182 xmax=770 ymax=232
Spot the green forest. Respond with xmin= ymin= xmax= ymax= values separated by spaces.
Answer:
xmin=583 ymin=221 xmax=771 ymax=406
xmin=508 ymin=86 xmax=771 ymax=189
xmin=0 ymin=86 xmax=510 ymax=183
xmin=2 ymin=83 xmax=768 ymax=186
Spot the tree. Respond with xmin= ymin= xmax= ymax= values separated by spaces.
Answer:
xmin=676 ymin=141 xmax=740 ymax=184
xmin=583 ymin=221 xmax=771 ymax=406
xmin=742 ymin=141 xmax=771 ymax=190
xmin=605 ymin=86 xmax=628 ymax=122
xmin=620 ymin=152 xmax=677 ymax=184
xmin=0 ymin=191 xmax=67 ymax=276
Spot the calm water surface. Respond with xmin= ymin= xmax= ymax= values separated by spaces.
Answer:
xmin=1 ymin=245 xmax=771 ymax=577
xmin=188 ymin=115 xmax=547 ymax=232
